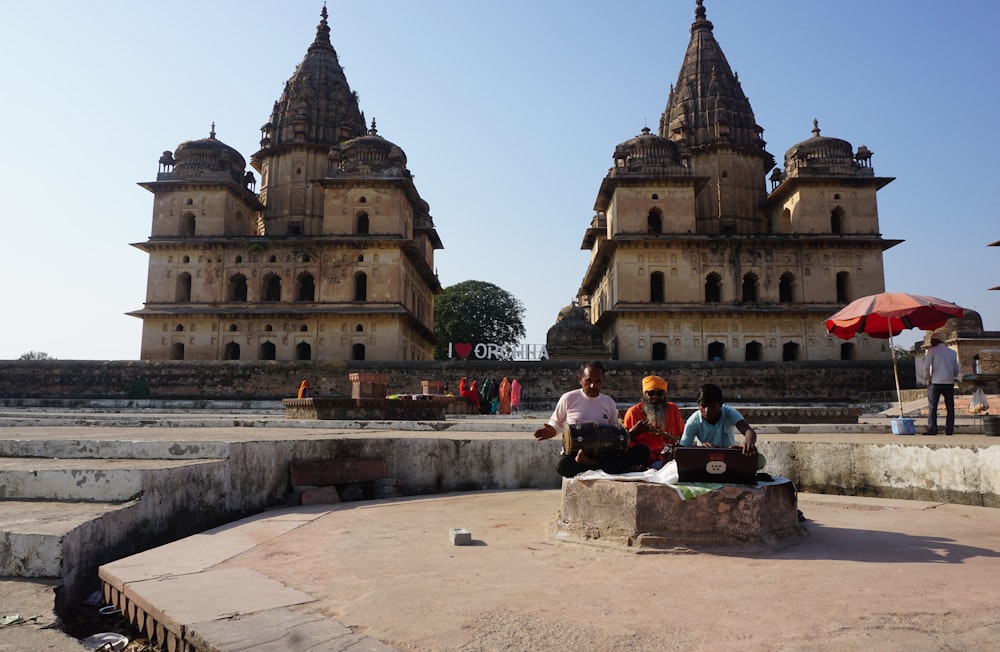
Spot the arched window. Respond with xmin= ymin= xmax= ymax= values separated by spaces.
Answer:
xmin=175 ymin=272 xmax=192 ymax=302
xmin=355 ymin=324 xmax=364 ymax=332
xmin=781 ymin=208 xmax=792 ymax=232
xmin=263 ymin=273 xmax=282 ymax=302
xmin=783 ymin=342 xmax=800 ymax=361
xmin=264 ymin=324 xmax=273 ymax=332
xmin=745 ymin=341 xmax=763 ymax=361
xmin=235 ymin=255 xmax=243 ymax=264
xmin=647 ymin=208 xmax=663 ymax=234
xmin=840 ymin=342 xmax=855 ymax=361
xmin=296 ymin=272 xmax=315 ymax=302
xmin=652 ymin=342 xmax=667 ymax=361
xmin=228 ymin=324 xmax=238 ymax=332
xmin=352 ymin=343 xmax=366 ymax=360
xmin=181 ymin=214 xmax=196 ymax=237
xmin=299 ymin=324 xmax=308 ymax=332
xmin=259 ymin=341 xmax=276 ymax=360
xmin=705 ymin=272 xmax=722 ymax=303
xmin=742 ymin=272 xmax=759 ymax=303
xmin=707 ymin=341 xmax=726 ymax=361
xmin=650 ymin=271 xmax=665 ymax=302
xmin=836 ymin=271 xmax=850 ymax=304
xmin=170 ymin=343 xmax=185 ymax=360
xmin=174 ymin=324 xmax=184 ymax=332
xmin=779 ymin=272 xmax=795 ymax=303
xmin=831 ymin=206 xmax=845 ymax=234
xmin=354 ymin=272 xmax=367 ymax=301
xmin=356 ymin=212 xmax=370 ymax=235
xmin=224 ymin=342 xmax=240 ymax=360
xmin=295 ymin=342 xmax=312 ymax=361
xmin=228 ymin=274 xmax=248 ymax=301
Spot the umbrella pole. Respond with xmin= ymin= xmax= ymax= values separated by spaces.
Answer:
xmin=889 ymin=331 xmax=904 ymax=418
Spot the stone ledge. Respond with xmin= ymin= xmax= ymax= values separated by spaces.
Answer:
xmin=556 ymin=478 xmax=807 ymax=550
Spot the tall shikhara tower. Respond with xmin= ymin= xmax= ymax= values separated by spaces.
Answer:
xmin=578 ymin=0 xmax=898 ymax=362
xmin=130 ymin=8 xmax=442 ymax=362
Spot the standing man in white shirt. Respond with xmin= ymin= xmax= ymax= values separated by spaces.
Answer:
xmin=923 ymin=332 xmax=961 ymax=435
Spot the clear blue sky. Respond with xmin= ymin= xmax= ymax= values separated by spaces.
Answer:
xmin=2 ymin=1 xmax=997 ymax=360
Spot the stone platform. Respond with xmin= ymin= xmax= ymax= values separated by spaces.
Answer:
xmin=556 ymin=477 xmax=807 ymax=550
xmin=282 ymin=397 xmax=450 ymax=420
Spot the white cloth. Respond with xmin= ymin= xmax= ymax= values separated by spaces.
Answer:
xmin=923 ymin=342 xmax=960 ymax=385
xmin=570 ymin=461 xmax=790 ymax=500
xmin=546 ymin=389 xmax=618 ymax=430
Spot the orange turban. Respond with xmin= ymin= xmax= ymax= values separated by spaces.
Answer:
xmin=642 ymin=375 xmax=668 ymax=393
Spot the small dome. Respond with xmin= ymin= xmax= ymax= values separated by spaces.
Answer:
xmin=783 ymin=119 xmax=854 ymax=171
xmin=330 ymin=119 xmax=407 ymax=175
xmin=546 ymin=303 xmax=607 ymax=360
xmin=613 ymin=127 xmax=683 ymax=172
xmin=171 ymin=126 xmax=247 ymax=184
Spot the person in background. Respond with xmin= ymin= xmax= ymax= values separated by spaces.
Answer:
xmin=533 ymin=361 xmax=648 ymax=477
xmin=923 ymin=332 xmax=961 ymax=435
xmin=459 ymin=377 xmax=481 ymax=412
xmin=680 ymin=383 xmax=757 ymax=456
xmin=622 ymin=375 xmax=685 ymax=468
xmin=297 ymin=379 xmax=310 ymax=399
xmin=510 ymin=378 xmax=522 ymax=414
xmin=498 ymin=377 xmax=512 ymax=414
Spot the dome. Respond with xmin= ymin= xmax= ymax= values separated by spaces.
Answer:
xmin=329 ymin=119 xmax=408 ymax=175
xmin=783 ymin=120 xmax=856 ymax=174
xmin=171 ymin=126 xmax=247 ymax=184
xmin=546 ymin=303 xmax=607 ymax=360
xmin=612 ymin=127 xmax=683 ymax=173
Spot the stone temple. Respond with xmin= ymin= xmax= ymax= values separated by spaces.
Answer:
xmin=576 ymin=0 xmax=898 ymax=362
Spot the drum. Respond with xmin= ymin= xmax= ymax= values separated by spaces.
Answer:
xmin=562 ymin=423 xmax=629 ymax=458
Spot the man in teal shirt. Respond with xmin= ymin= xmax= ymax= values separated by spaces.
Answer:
xmin=680 ymin=383 xmax=758 ymax=456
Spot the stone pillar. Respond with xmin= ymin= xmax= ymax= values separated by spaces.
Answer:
xmin=349 ymin=373 xmax=389 ymax=399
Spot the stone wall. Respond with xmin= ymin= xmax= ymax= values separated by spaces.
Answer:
xmin=0 ymin=359 xmax=910 ymax=406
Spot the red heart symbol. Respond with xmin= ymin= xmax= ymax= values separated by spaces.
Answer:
xmin=454 ymin=342 xmax=473 ymax=358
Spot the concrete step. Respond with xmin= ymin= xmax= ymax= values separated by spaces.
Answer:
xmin=0 ymin=500 xmax=135 ymax=576
xmin=0 ymin=457 xmax=225 ymax=502
xmin=0 ymin=438 xmax=231 ymax=460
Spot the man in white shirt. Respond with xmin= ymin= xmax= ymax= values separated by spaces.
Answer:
xmin=533 ymin=361 xmax=648 ymax=477
xmin=923 ymin=332 xmax=961 ymax=435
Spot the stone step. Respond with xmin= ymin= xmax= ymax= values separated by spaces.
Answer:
xmin=0 ymin=500 xmax=134 ymax=576
xmin=0 ymin=457 xmax=225 ymax=502
xmin=0 ymin=438 xmax=231 ymax=460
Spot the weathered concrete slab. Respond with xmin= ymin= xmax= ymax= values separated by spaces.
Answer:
xmin=557 ymin=477 xmax=806 ymax=549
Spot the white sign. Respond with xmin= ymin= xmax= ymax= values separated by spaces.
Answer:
xmin=449 ymin=342 xmax=549 ymax=361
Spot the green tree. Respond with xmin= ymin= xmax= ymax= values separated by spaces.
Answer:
xmin=18 ymin=351 xmax=54 ymax=360
xmin=434 ymin=280 xmax=526 ymax=360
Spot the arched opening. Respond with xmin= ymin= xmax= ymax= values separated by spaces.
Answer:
xmin=705 ymin=272 xmax=722 ymax=303
xmin=228 ymin=274 xmax=248 ymax=301
xmin=836 ymin=271 xmax=851 ymax=304
xmin=355 ymin=324 xmax=364 ymax=332
xmin=652 ymin=342 xmax=667 ymax=361
xmin=745 ymin=341 xmax=763 ymax=361
xmin=707 ymin=341 xmax=726 ymax=361
xmin=228 ymin=324 xmax=238 ymax=332
xmin=299 ymin=324 xmax=308 ymax=332
xmin=259 ymin=341 xmax=276 ymax=360
xmin=650 ymin=271 xmax=665 ymax=302
xmin=741 ymin=272 xmax=759 ymax=303
xmin=831 ymin=206 xmax=845 ymax=234
xmin=356 ymin=212 xmax=369 ymax=235
xmin=170 ymin=343 xmax=185 ymax=360
xmin=263 ymin=273 xmax=282 ymax=302
xmin=174 ymin=324 xmax=184 ymax=332
xmin=840 ymin=342 xmax=855 ymax=361
xmin=354 ymin=272 xmax=367 ymax=301
xmin=647 ymin=208 xmax=663 ymax=234
xmin=224 ymin=342 xmax=240 ymax=360
xmin=351 ymin=343 xmax=366 ymax=360
xmin=781 ymin=208 xmax=792 ymax=232
xmin=783 ymin=341 xmax=800 ymax=361
xmin=295 ymin=272 xmax=315 ymax=302
xmin=779 ymin=272 xmax=795 ymax=303
xmin=295 ymin=342 xmax=312 ymax=361
xmin=175 ymin=272 xmax=192 ymax=302
xmin=181 ymin=214 xmax=196 ymax=237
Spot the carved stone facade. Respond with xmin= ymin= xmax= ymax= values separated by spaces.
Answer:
xmin=577 ymin=2 xmax=899 ymax=362
xmin=129 ymin=9 xmax=442 ymax=362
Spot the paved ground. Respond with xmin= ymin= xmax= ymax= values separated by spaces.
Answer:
xmin=3 ymin=413 xmax=1000 ymax=650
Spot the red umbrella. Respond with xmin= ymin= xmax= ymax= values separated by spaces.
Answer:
xmin=825 ymin=292 xmax=965 ymax=418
